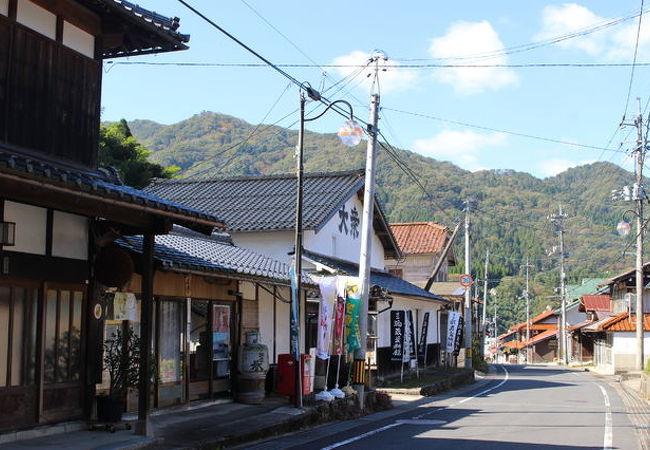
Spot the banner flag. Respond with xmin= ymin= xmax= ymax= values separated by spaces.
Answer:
xmin=333 ymin=295 xmax=346 ymax=355
xmin=289 ymin=265 xmax=300 ymax=361
xmin=446 ymin=311 xmax=461 ymax=353
xmin=343 ymin=280 xmax=361 ymax=353
xmin=390 ymin=310 xmax=405 ymax=362
xmin=418 ymin=312 xmax=430 ymax=358
xmin=316 ymin=277 xmax=337 ymax=360
xmin=406 ymin=310 xmax=416 ymax=362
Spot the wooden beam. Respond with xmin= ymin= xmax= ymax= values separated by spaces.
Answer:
xmin=136 ymin=233 xmax=154 ymax=436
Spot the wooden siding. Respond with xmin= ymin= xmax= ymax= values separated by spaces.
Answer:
xmin=126 ymin=272 xmax=236 ymax=301
xmin=0 ymin=16 xmax=100 ymax=167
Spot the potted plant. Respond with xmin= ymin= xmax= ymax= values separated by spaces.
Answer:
xmin=98 ymin=326 xmax=141 ymax=423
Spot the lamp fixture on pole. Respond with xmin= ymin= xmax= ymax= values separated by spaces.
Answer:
xmin=291 ymin=87 xmax=362 ymax=408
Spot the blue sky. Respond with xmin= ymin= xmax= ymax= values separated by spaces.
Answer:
xmin=101 ymin=1 xmax=650 ymax=178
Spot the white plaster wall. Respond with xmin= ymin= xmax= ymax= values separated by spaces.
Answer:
xmin=0 ymin=0 xmax=8 ymax=16
xmin=4 ymin=201 xmax=47 ymax=255
xmin=377 ymin=296 xmax=444 ymax=348
xmin=256 ymin=284 xmax=276 ymax=360
xmin=63 ymin=21 xmax=95 ymax=58
xmin=305 ymin=195 xmax=385 ymax=269
xmin=230 ymin=230 xmax=294 ymax=264
xmin=17 ymin=0 xmax=56 ymax=40
xmin=612 ymin=333 xmax=650 ymax=357
xmin=275 ymin=286 xmax=291 ymax=359
xmin=52 ymin=211 xmax=88 ymax=260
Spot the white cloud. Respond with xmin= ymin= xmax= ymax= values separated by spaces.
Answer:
xmin=540 ymin=159 xmax=577 ymax=176
xmin=412 ymin=130 xmax=506 ymax=171
xmin=428 ymin=21 xmax=518 ymax=94
xmin=535 ymin=4 xmax=607 ymax=55
xmin=535 ymin=3 xmax=650 ymax=61
xmin=331 ymin=51 xmax=417 ymax=94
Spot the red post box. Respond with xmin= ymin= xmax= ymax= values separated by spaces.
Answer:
xmin=275 ymin=354 xmax=312 ymax=397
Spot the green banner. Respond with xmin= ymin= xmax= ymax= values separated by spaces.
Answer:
xmin=344 ymin=281 xmax=361 ymax=353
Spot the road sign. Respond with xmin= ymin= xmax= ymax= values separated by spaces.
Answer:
xmin=459 ymin=274 xmax=474 ymax=288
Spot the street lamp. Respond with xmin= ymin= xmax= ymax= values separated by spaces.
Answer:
xmin=291 ymin=86 xmax=363 ymax=408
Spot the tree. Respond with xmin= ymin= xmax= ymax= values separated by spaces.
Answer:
xmin=99 ymin=119 xmax=179 ymax=189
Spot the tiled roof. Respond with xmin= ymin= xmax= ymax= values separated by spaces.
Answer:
xmin=581 ymin=295 xmax=611 ymax=312
xmin=599 ymin=262 xmax=650 ymax=287
xmin=302 ymin=250 xmax=449 ymax=302
xmin=524 ymin=328 xmax=558 ymax=347
xmin=511 ymin=309 xmax=557 ymax=331
xmin=565 ymin=278 xmax=608 ymax=300
xmin=390 ymin=222 xmax=450 ymax=255
xmin=498 ymin=329 xmax=517 ymax=341
xmin=146 ymin=170 xmax=401 ymax=257
xmin=426 ymin=281 xmax=465 ymax=297
xmin=568 ymin=320 xmax=593 ymax=332
xmin=81 ymin=0 xmax=190 ymax=57
xmin=598 ymin=313 xmax=650 ymax=332
xmin=503 ymin=341 xmax=525 ymax=350
xmin=117 ymin=230 xmax=307 ymax=284
xmin=0 ymin=147 xmax=224 ymax=232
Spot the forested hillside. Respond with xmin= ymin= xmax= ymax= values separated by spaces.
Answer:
xmin=119 ymin=111 xmax=638 ymax=332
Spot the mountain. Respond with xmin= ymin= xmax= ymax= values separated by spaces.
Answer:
xmin=122 ymin=112 xmax=638 ymax=328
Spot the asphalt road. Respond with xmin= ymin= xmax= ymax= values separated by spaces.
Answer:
xmin=246 ymin=365 xmax=640 ymax=450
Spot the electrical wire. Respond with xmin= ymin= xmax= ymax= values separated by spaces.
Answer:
xmin=623 ymin=0 xmax=645 ymax=121
xmin=382 ymin=107 xmax=625 ymax=153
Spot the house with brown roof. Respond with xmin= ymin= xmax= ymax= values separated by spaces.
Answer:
xmin=579 ymin=267 xmax=650 ymax=373
xmin=384 ymin=222 xmax=458 ymax=367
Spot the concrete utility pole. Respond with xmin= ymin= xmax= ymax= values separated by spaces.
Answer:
xmin=634 ymin=102 xmax=645 ymax=372
xmin=482 ymin=251 xmax=489 ymax=334
xmin=464 ymin=199 xmax=473 ymax=369
xmin=521 ymin=257 xmax=533 ymax=364
xmin=354 ymin=91 xmax=380 ymax=407
xmin=550 ymin=206 xmax=568 ymax=365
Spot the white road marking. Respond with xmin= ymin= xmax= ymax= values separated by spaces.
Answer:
xmin=598 ymin=384 xmax=613 ymax=450
xmin=320 ymin=365 xmax=510 ymax=449
xmin=395 ymin=419 xmax=447 ymax=425
xmin=319 ymin=422 xmax=401 ymax=450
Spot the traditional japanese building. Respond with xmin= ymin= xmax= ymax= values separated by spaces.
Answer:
xmin=0 ymin=0 xmax=224 ymax=436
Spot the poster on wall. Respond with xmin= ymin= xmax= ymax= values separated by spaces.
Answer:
xmin=212 ymin=304 xmax=230 ymax=361
xmin=113 ymin=292 xmax=138 ymax=321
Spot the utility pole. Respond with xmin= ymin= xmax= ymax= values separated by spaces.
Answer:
xmin=464 ymin=199 xmax=473 ymax=369
xmin=521 ymin=257 xmax=533 ymax=364
xmin=634 ymin=101 xmax=645 ymax=372
xmin=482 ymin=251 xmax=489 ymax=335
xmin=550 ymin=206 xmax=568 ymax=365
xmin=354 ymin=91 xmax=380 ymax=407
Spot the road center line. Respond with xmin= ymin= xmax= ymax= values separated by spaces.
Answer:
xmin=320 ymin=365 xmax=510 ymax=449
xmin=598 ymin=384 xmax=613 ymax=450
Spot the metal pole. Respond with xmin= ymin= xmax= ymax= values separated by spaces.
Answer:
xmin=464 ymin=199 xmax=473 ymax=369
xmin=291 ymin=92 xmax=305 ymax=408
xmin=635 ymin=102 xmax=645 ymax=372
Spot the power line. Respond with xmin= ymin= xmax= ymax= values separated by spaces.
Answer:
xmin=105 ymin=60 xmax=650 ymax=70
xmin=623 ymin=0 xmax=646 ymax=120
xmin=382 ymin=107 xmax=626 ymax=152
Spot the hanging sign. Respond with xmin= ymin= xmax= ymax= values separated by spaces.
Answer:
xmin=390 ymin=310 xmax=405 ymax=362
xmin=418 ymin=311 xmax=430 ymax=358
